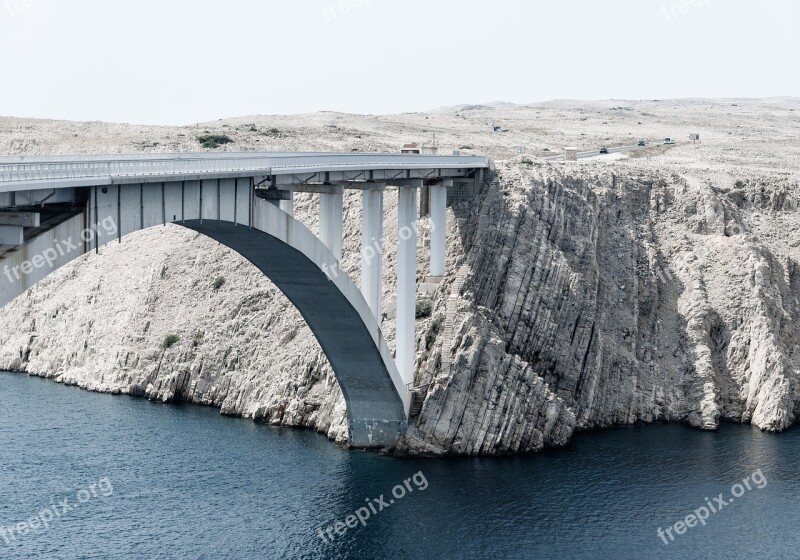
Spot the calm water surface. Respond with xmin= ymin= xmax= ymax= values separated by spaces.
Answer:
xmin=1 ymin=371 xmax=799 ymax=559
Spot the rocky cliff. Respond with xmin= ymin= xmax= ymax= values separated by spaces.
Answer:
xmin=3 ymin=159 xmax=800 ymax=455
xmin=404 ymin=163 xmax=800 ymax=452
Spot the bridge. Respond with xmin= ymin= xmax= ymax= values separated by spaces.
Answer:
xmin=0 ymin=152 xmax=492 ymax=448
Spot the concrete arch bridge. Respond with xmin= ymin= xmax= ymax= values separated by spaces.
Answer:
xmin=0 ymin=152 xmax=492 ymax=447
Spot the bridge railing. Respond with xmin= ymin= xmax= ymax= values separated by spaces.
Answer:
xmin=0 ymin=157 xmax=271 ymax=183
xmin=0 ymin=153 xmax=490 ymax=184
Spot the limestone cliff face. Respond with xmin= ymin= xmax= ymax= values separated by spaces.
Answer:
xmin=404 ymin=163 xmax=800 ymax=457
xmin=2 ymin=162 xmax=800 ymax=455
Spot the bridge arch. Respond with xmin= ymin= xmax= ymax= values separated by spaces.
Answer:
xmin=182 ymin=199 xmax=409 ymax=448
xmin=1 ymin=198 xmax=409 ymax=448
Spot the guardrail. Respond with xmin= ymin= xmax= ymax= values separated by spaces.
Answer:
xmin=0 ymin=153 xmax=491 ymax=184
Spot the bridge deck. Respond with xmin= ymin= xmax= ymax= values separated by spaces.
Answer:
xmin=0 ymin=152 xmax=492 ymax=192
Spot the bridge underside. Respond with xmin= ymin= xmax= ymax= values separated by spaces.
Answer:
xmin=181 ymin=219 xmax=407 ymax=448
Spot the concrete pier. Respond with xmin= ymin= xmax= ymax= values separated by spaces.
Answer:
xmin=319 ymin=190 xmax=343 ymax=261
xmin=396 ymin=183 xmax=419 ymax=386
xmin=429 ymin=181 xmax=448 ymax=277
xmin=361 ymin=186 xmax=384 ymax=322
xmin=279 ymin=191 xmax=294 ymax=217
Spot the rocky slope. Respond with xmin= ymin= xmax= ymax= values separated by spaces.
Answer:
xmin=2 ymin=100 xmax=799 ymax=455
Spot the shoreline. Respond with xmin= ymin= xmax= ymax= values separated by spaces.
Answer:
xmin=3 ymin=369 xmax=791 ymax=460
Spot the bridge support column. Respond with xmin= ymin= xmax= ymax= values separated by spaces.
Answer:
xmin=260 ymin=189 xmax=292 ymax=214
xmin=429 ymin=181 xmax=449 ymax=277
xmin=0 ymin=225 xmax=23 ymax=246
xmin=361 ymin=186 xmax=384 ymax=322
xmin=319 ymin=191 xmax=343 ymax=261
xmin=397 ymin=183 xmax=419 ymax=386
xmin=279 ymin=192 xmax=294 ymax=217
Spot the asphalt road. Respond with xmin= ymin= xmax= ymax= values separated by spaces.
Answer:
xmin=544 ymin=144 xmax=653 ymax=161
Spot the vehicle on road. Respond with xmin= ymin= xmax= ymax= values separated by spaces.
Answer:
xmin=637 ymin=139 xmax=646 ymax=147
xmin=663 ymin=138 xmax=675 ymax=145
xmin=599 ymin=147 xmax=609 ymax=154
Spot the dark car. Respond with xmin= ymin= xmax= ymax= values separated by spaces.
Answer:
xmin=599 ymin=147 xmax=609 ymax=154
xmin=637 ymin=139 xmax=646 ymax=147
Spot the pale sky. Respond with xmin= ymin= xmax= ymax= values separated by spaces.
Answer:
xmin=0 ymin=0 xmax=796 ymax=125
